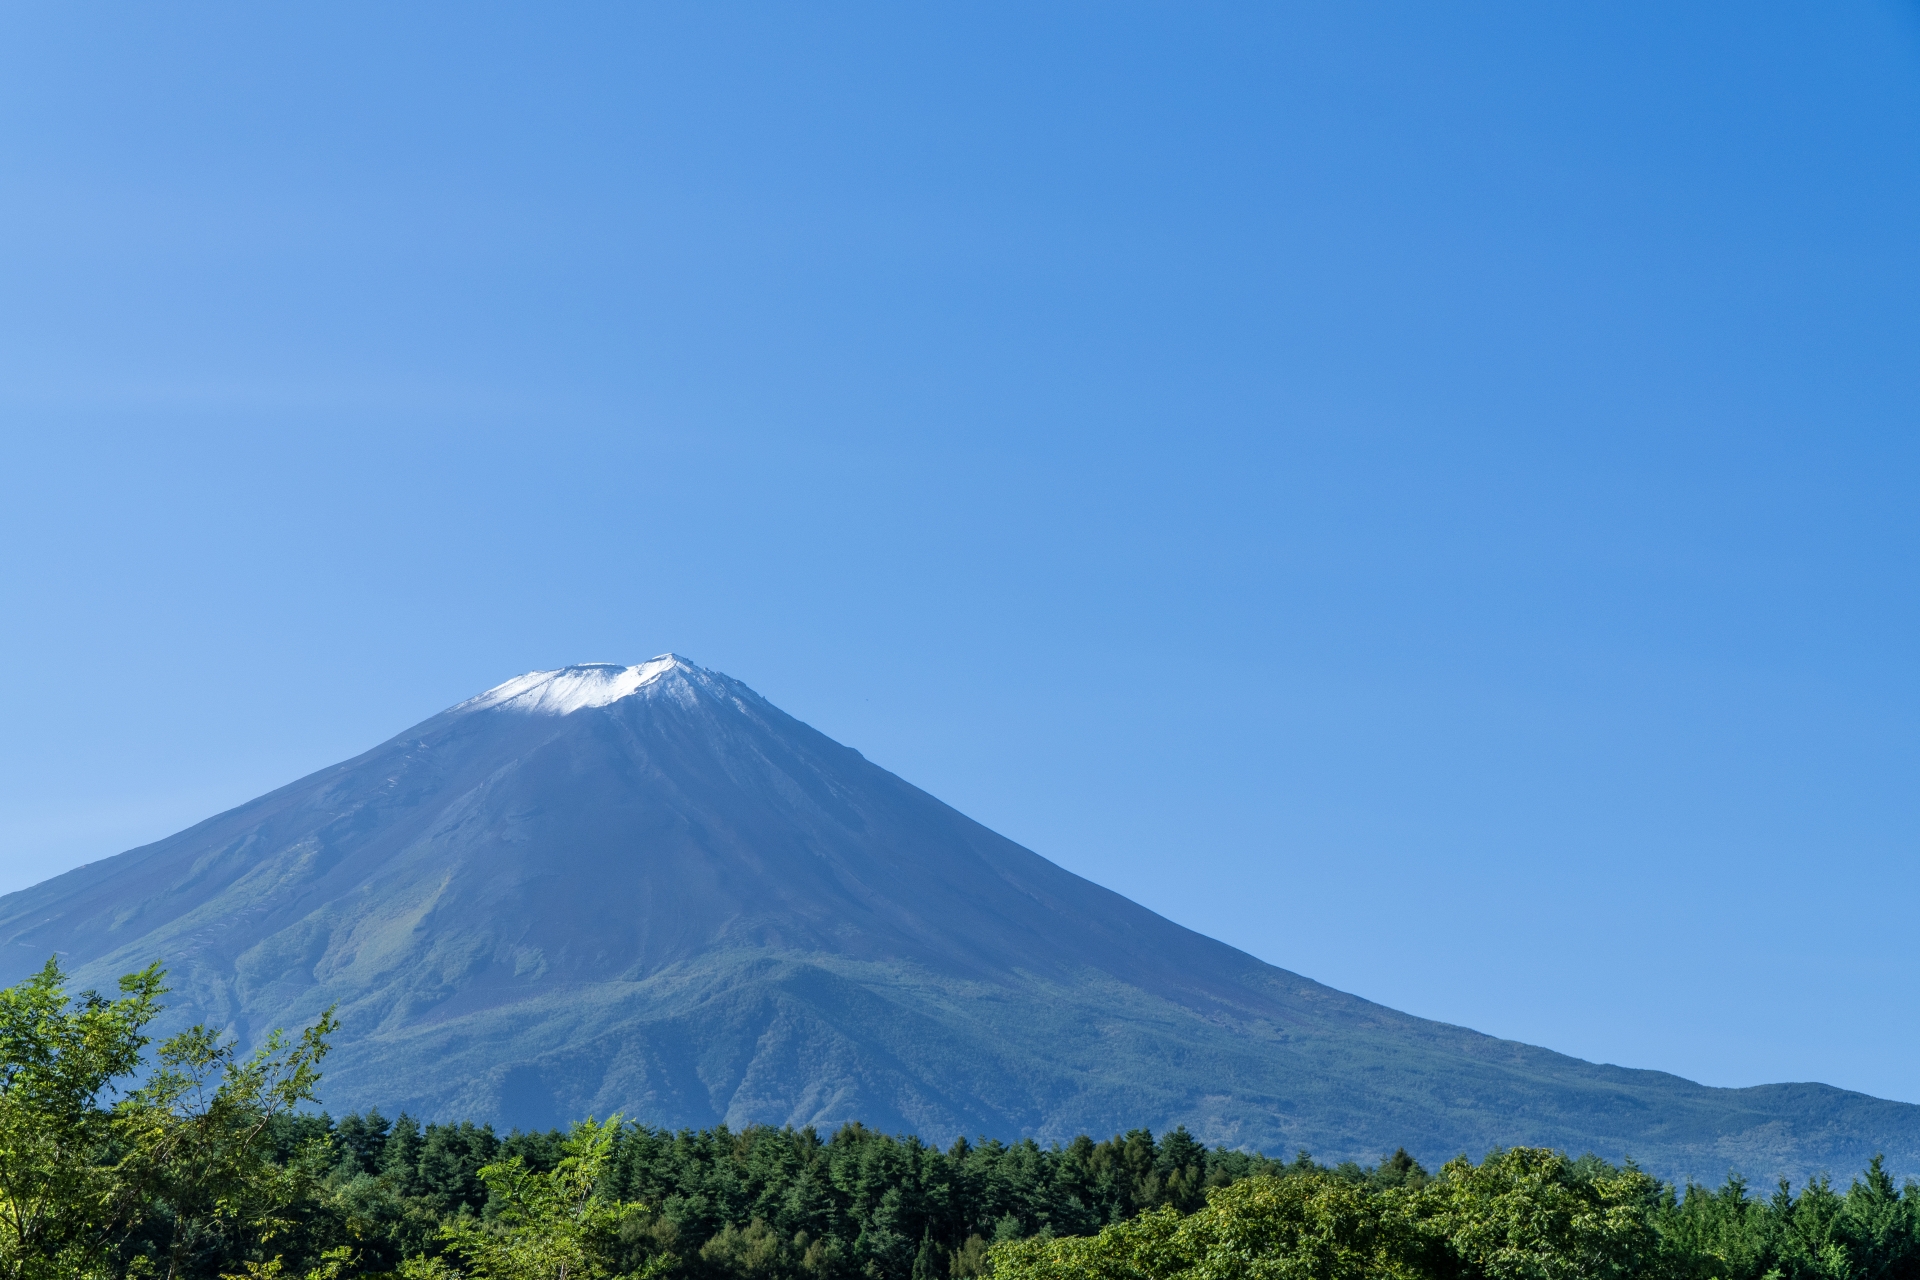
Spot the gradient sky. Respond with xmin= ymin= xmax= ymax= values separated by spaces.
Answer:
xmin=3 ymin=3 xmax=1918 ymax=1104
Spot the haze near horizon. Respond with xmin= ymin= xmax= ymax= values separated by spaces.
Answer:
xmin=1 ymin=3 xmax=1917 ymax=1106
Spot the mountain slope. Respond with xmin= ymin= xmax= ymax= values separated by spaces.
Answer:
xmin=2 ymin=656 xmax=1913 ymax=1183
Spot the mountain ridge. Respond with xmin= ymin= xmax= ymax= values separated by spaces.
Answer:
xmin=3 ymin=656 xmax=1915 ymax=1184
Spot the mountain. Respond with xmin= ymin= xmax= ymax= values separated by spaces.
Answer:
xmin=2 ymin=656 xmax=1914 ymax=1184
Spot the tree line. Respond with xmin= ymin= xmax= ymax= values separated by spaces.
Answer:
xmin=5 ymin=959 xmax=1920 ymax=1280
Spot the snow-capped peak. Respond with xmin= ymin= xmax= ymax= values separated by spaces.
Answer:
xmin=460 ymin=655 xmax=690 ymax=716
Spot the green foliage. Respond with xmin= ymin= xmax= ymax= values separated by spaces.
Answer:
xmin=988 ymin=1208 xmax=1184 ymax=1280
xmin=1657 ymin=1157 xmax=1920 ymax=1280
xmin=989 ymin=1172 xmax=1435 ymax=1280
xmin=260 ymin=1111 xmax=1298 ymax=1280
xmin=1417 ymin=1147 xmax=1663 ymax=1280
xmin=0 ymin=958 xmax=335 ymax=1280
xmin=1178 ymin=1175 xmax=1434 ymax=1280
xmin=987 ymin=1147 xmax=1920 ymax=1280
xmin=429 ymin=1118 xmax=655 ymax=1280
xmin=12 ymin=961 xmax=1920 ymax=1280
xmin=0 ymin=958 xmax=165 ymax=1280
xmin=120 ymin=1011 xmax=340 ymax=1280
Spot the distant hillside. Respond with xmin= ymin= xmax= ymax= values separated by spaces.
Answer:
xmin=3 ymin=655 xmax=1913 ymax=1183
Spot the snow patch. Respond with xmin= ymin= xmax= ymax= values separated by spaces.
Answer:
xmin=461 ymin=656 xmax=686 ymax=716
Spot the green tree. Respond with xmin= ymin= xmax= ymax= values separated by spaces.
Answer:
xmin=121 ymin=1014 xmax=338 ymax=1280
xmin=0 ymin=959 xmax=165 ymax=1280
xmin=988 ymin=1205 xmax=1185 ymax=1280
xmin=1172 ymin=1175 xmax=1432 ymax=1280
xmin=427 ymin=1117 xmax=661 ymax=1280
xmin=1657 ymin=1175 xmax=1772 ymax=1280
xmin=1833 ymin=1157 xmax=1920 ymax=1280
xmin=0 ymin=958 xmax=335 ymax=1280
xmin=1415 ymin=1148 xmax=1663 ymax=1280
xmin=990 ymin=1173 xmax=1435 ymax=1280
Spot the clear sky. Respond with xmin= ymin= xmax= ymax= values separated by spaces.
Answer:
xmin=3 ymin=3 xmax=1918 ymax=1104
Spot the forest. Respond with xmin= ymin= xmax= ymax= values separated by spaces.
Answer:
xmin=7 ymin=960 xmax=1920 ymax=1280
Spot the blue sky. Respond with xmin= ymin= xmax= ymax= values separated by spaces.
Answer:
xmin=3 ymin=3 xmax=1918 ymax=1104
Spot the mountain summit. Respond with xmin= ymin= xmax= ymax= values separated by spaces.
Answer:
xmin=2 ymin=656 xmax=1914 ymax=1181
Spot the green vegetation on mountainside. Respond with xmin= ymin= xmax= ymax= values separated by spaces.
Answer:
xmin=8 ymin=961 xmax=1920 ymax=1280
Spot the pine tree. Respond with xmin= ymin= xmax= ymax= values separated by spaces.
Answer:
xmin=910 ymin=1229 xmax=939 ymax=1280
